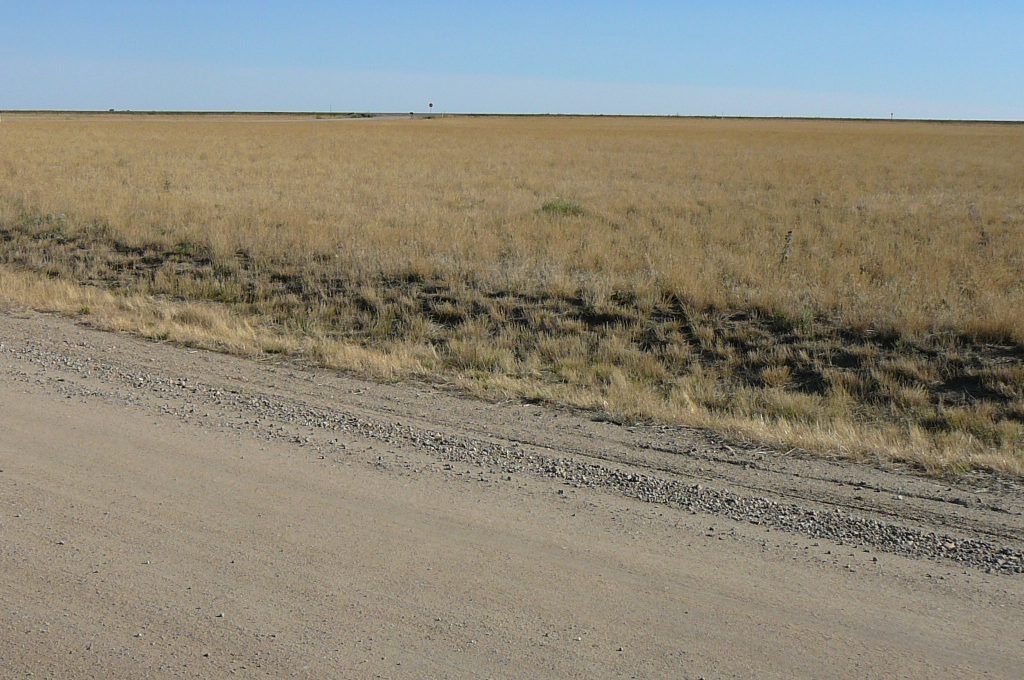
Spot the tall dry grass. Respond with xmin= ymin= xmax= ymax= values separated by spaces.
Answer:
xmin=1 ymin=114 xmax=1022 ymax=474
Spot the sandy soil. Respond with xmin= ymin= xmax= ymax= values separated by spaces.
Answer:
xmin=1 ymin=311 xmax=1021 ymax=678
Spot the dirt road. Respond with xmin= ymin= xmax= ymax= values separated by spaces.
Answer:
xmin=1 ymin=311 xmax=1021 ymax=678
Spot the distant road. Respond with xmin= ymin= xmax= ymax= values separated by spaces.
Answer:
xmin=1 ymin=312 xmax=1021 ymax=678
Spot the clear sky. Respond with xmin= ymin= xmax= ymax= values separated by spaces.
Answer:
xmin=2 ymin=1 xmax=1021 ymax=119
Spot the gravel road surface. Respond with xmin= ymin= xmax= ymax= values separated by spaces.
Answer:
xmin=1 ymin=311 xmax=1021 ymax=678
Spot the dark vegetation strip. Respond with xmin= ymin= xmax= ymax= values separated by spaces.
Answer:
xmin=2 ymin=217 xmax=1023 ymax=455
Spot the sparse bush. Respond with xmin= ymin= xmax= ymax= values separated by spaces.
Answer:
xmin=541 ymin=198 xmax=585 ymax=217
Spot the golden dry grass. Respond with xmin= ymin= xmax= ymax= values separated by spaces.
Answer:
xmin=1 ymin=113 xmax=1022 ymax=475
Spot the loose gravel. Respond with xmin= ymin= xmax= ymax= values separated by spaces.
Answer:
xmin=3 ymin=336 xmax=1023 ymax=575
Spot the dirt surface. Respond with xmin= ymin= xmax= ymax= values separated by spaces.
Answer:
xmin=1 ymin=311 xmax=1022 ymax=678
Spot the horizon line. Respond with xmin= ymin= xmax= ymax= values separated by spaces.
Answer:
xmin=2 ymin=109 xmax=1022 ymax=125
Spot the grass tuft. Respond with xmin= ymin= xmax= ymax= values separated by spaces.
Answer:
xmin=541 ymin=198 xmax=586 ymax=217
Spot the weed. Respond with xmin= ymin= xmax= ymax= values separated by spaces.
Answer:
xmin=541 ymin=199 xmax=586 ymax=217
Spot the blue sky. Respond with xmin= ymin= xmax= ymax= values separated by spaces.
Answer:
xmin=2 ymin=2 xmax=1021 ymax=119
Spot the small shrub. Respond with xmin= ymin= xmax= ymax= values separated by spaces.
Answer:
xmin=541 ymin=198 xmax=585 ymax=217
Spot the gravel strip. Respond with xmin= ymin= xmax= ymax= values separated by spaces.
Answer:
xmin=4 ymin=338 xmax=1023 ymax=575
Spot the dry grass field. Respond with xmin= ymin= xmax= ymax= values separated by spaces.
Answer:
xmin=1 ymin=113 xmax=1022 ymax=474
